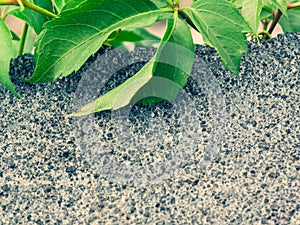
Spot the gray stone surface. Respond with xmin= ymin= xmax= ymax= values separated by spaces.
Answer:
xmin=0 ymin=33 xmax=299 ymax=224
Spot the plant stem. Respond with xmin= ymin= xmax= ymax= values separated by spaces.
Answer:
xmin=19 ymin=22 xmax=28 ymax=56
xmin=178 ymin=8 xmax=199 ymax=32
xmin=287 ymin=2 xmax=300 ymax=9
xmin=0 ymin=0 xmax=57 ymax=18
xmin=267 ymin=2 xmax=300 ymax=36
xmin=268 ymin=10 xmax=282 ymax=36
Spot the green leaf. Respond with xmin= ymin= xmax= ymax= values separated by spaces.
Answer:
xmin=10 ymin=30 xmax=20 ymax=41
xmin=68 ymin=13 xmax=184 ymax=117
xmin=269 ymin=0 xmax=287 ymax=15
xmin=27 ymin=0 xmax=167 ymax=83
xmin=53 ymin=0 xmax=72 ymax=13
xmin=279 ymin=7 xmax=300 ymax=32
xmin=0 ymin=18 xmax=21 ymax=98
xmin=260 ymin=6 xmax=273 ymax=20
xmin=9 ymin=0 xmax=53 ymax=34
xmin=109 ymin=28 xmax=160 ymax=48
xmin=182 ymin=0 xmax=249 ymax=75
xmin=241 ymin=0 xmax=263 ymax=36
xmin=150 ymin=0 xmax=169 ymax=8
xmin=133 ymin=18 xmax=194 ymax=105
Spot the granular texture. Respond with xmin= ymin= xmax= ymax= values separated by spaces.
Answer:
xmin=0 ymin=33 xmax=299 ymax=224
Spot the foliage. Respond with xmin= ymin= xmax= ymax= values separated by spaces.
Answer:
xmin=0 ymin=0 xmax=299 ymax=116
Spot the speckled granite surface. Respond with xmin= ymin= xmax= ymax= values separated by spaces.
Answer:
xmin=0 ymin=33 xmax=299 ymax=224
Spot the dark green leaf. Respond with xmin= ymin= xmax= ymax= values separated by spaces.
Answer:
xmin=279 ymin=7 xmax=300 ymax=32
xmin=10 ymin=30 xmax=20 ymax=41
xmin=150 ymin=0 xmax=169 ymax=8
xmin=109 ymin=28 xmax=160 ymax=48
xmin=241 ymin=0 xmax=263 ymax=36
xmin=260 ymin=7 xmax=273 ymax=20
xmin=27 ymin=0 xmax=167 ymax=83
xmin=0 ymin=18 xmax=21 ymax=98
xmin=9 ymin=0 xmax=53 ymax=34
xmin=182 ymin=0 xmax=249 ymax=75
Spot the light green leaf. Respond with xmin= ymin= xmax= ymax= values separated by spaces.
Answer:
xmin=241 ymin=0 xmax=263 ymax=36
xmin=68 ymin=14 xmax=179 ymax=117
xmin=279 ymin=7 xmax=300 ymax=32
xmin=26 ymin=0 xmax=168 ymax=83
xmin=182 ymin=0 xmax=249 ymax=75
xmin=269 ymin=0 xmax=287 ymax=15
xmin=0 ymin=18 xmax=21 ymax=98
xmin=133 ymin=18 xmax=194 ymax=105
xmin=9 ymin=0 xmax=53 ymax=34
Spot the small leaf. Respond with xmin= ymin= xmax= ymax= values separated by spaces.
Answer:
xmin=27 ymin=0 xmax=166 ymax=83
xmin=269 ymin=0 xmax=287 ymax=15
xmin=109 ymin=28 xmax=160 ymax=48
xmin=183 ymin=0 xmax=249 ymax=75
xmin=279 ymin=7 xmax=300 ymax=32
xmin=0 ymin=18 xmax=21 ymax=98
xmin=241 ymin=0 xmax=263 ymax=36
xmin=260 ymin=6 xmax=274 ymax=20
xmin=9 ymin=0 xmax=53 ymax=34
xmin=10 ymin=30 xmax=20 ymax=41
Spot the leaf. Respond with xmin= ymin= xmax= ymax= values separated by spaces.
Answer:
xmin=269 ymin=0 xmax=287 ymax=15
xmin=133 ymin=18 xmax=194 ymax=105
xmin=0 ymin=18 xmax=21 ymax=98
xmin=53 ymin=0 xmax=72 ymax=13
xmin=182 ymin=0 xmax=249 ymax=75
xmin=9 ymin=0 xmax=53 ymax=34
xmin=68 ymin=13 xmax=183 ymax=117
xmin=108 ymin=28 xmax=161 ymax=48
xmin=241 ymin=0 xmax=263 ymax=36
xmin=279 ymin=7 xmax=300 ymax=32
xmin=260 ymin=6 xmax=273 ymax=20
xmin=26 ymin=0 xmax=166 ymax=83
xmin=150 ymin=0 xmax=169 ymax=8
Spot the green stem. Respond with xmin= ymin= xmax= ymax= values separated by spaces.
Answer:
xmin=0 ymin=0 xmax=57 ymax=18
xmin=19 ymin=22 xmax=28 ymax=56
xmin=258 ymin=30 xmax=272 ymax=40
xmin=23 ymin=0 xmax=57 ymax=18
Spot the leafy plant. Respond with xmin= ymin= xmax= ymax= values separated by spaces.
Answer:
xmin=0 ymin=0 xmax=299 ymax=116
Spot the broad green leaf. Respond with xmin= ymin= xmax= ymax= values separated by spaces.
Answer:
xmin=9 ymin=0 xmax=53 ymax=34
xmin=108 ymin=28 xmax=160 ymax=48
xmin=68 ymin=13 xmax=179 ymax=117
xmin=241 ymin=0 xmax=263 ymax=36
xmin=269 ymin=0 xmax=287 ymax=15
xmin=182 ymin=0 xmax=249 ymax=75
xmin=133 ymin=18 xmax=194 ymax=105
xmin=0 ymin=18 xmax=21 ymax=98
xmin=26 ymin=0 xmax=168 ymax=83
xmin=279 ymin=7 xmax=300 ymax=32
